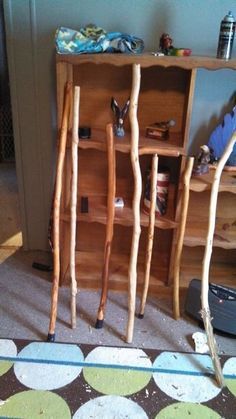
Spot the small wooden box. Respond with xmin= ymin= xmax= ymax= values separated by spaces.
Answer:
xmin=146 ymin=124 xmax=169 ymax=140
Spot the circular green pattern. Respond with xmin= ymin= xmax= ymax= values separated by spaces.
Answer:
xmin=83 ymin=346 xmax=152 ymax=396
xmin=223 ymin=357 xmax=236 ymax=397
xmin=155 ymin=402 xmax=221 ymax=418
xmin=0 ymin=390 xmax=71 ymax=419
xmin=226 ymin=378 xmax=236 ymax=397
xmin=0 ymin=339 xmax=17 ymax=377
xmin=0 ymin=360 xmax=13 ymax=377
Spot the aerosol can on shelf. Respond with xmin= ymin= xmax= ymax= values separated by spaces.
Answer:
xmin=217 ymin=11 xmax=235 ymax=60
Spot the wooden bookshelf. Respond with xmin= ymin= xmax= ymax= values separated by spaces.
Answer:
xmin=56 ymin=53 xmax=236 ymax=293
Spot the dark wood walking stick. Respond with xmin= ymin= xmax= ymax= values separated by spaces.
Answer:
xmin=47 ymin=82 xmax=72 ymax=342
xmin=201 ymin=131 xmax=236 ymax=388
xmin=95 ymin=123 xmax=116 ymax=328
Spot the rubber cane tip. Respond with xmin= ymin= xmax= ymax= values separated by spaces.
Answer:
xmin=95 ymin=319 xmax=104 ymax=329
xmin=47 ymin=333 xmax=55 ymax=342
xmin=137 ymin=313 xmax=144 ymax=319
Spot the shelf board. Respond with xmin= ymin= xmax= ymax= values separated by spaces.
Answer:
xmin=76 ymin=129 xmax=184 ymax=156
xmin=61 ymin=193 xmax=178 ymax=229
xmin=190 ymin=167 xmax=236 ymax=193
xmin=57 ymin=53 xmax=236 ymax=71
xmin=184 ymin=216 xmax=236 ymax=249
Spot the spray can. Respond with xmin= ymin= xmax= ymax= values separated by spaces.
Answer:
xmin=217 ymin=11 xmax=235 ymax=60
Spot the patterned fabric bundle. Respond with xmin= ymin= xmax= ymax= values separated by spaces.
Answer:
xmin=55 ymin=24 xmax=144 ymax=54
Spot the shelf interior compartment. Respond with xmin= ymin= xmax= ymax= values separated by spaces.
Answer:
xmin=61 ymin=223 xmax=173 ymax=290
xmin=61 ymin=150 xmax=180 ymax=229
xmin=71 ymin=63 xmax=191 ymax=151
xmin=185 ymin=190 xmax=236 ymax=248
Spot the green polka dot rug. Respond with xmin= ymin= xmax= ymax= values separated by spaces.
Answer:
xmin=0 ymin=339 xmax=235 ymax=418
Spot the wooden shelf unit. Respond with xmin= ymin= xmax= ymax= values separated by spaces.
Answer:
xmin=56 ymin=53 xmax=236 ymax=292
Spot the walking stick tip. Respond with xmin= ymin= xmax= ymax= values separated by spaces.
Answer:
xmin=95 ymin=319 xmax=104 ymax=329
xmin=47 ymin=333 xmax=55 ymax=342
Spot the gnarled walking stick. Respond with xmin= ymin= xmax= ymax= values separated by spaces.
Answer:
xmin=47 ymin=82 xmax=72 ymax=342
xmin=70 ymin=86 xmax=80 ymax=329
xmin=173 ymin=156 xmax=194 ymax=319
xmin=138 ymin=153 xmax=158 ymax=318
xmin=95 ymin=123 xmax=116 ymax=328
xmin=126 ymin=63 xmax=141 ymax=343
xmin=201 ymin=131 xmax=236 ymax=388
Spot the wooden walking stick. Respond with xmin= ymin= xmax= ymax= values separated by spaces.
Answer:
xmin=138 ymin=153 xmax=158 ymax=318
xmin=95 ymin=123 xmax=116 ymax=328
xmin=47 ymin=82 xmax=72 ymax=342
xmin=70 ymin=86 xmax=80 ymax=329
xmin=126 ymin=63 xmax=141 ymax=343
xmin=173 ymin=156 xmax=194 ymax=319
xmin=201 ymin=131 xmax=236 ymax=388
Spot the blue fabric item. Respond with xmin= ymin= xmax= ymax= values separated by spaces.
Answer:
xmin=55 ymin=25 xmax=144 ymax=54
xmin=208 ymin=107 xmax=236 ymax=166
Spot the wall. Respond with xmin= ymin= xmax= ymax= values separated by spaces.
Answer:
xmin=3 ymin=0 xmax=236 ymax=250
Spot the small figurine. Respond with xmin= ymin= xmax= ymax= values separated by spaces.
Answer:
xmin=192 ymin=144 xmax=214 ymax=175
xmin=159 ymin=33 xmax=174 ymax=55
xmin=159 ymin=33 xmax=191 ymax=56
xmin=111 ymin=97 xmax=130 ymax=137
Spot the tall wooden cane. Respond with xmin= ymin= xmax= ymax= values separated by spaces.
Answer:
xmin=126 ymin=63 xmax=141 ymax=343
xmin=47 ymin=82 xmax=72 ymax=342
xmin=138 ymin=153 xmax=158 ymax=318
xmin=201 ymin=131 xmax=236 ymax=388
xmin=95 ymin=123 xmax=116 ymax=328
xmin=173 ymin=156 xmax=194 ymax=319
xmin=70 ymin=86 xmax=80 ymax=329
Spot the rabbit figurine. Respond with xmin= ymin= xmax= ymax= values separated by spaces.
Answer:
xmin=111 ymin=97 xmax=130 ymax=137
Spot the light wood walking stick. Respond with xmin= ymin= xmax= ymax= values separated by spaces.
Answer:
xmin=96 ymin=123 xmax=116 ymax=328
xmin=138 ymin=153 xmax=158 ymax=318
xmin=126 ymin=63 xmax=141 ymax=343
xmin=47 ymin=82 xmax=72 ymax=342
xmin=70 ymin=86 xmax=80 ymax=329
xmin=173 ymin=156 xmax=194 ymax=319
xmin=201 ymin=131 xmax=236 ymax=388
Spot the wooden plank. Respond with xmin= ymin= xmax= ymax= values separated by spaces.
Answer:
xmin=60 ymin=187 xmax=178 ymax=229
xmin=56 ymin=53 xmax=236 ymax=70
xmin=190 ymin=167 xmax=236 ymax=193
xmin=76 ymin=130 xmax=184 ymax=156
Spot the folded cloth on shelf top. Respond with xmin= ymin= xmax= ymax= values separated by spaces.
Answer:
xmin=55 ymin=24 xmax=144 ymax=54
